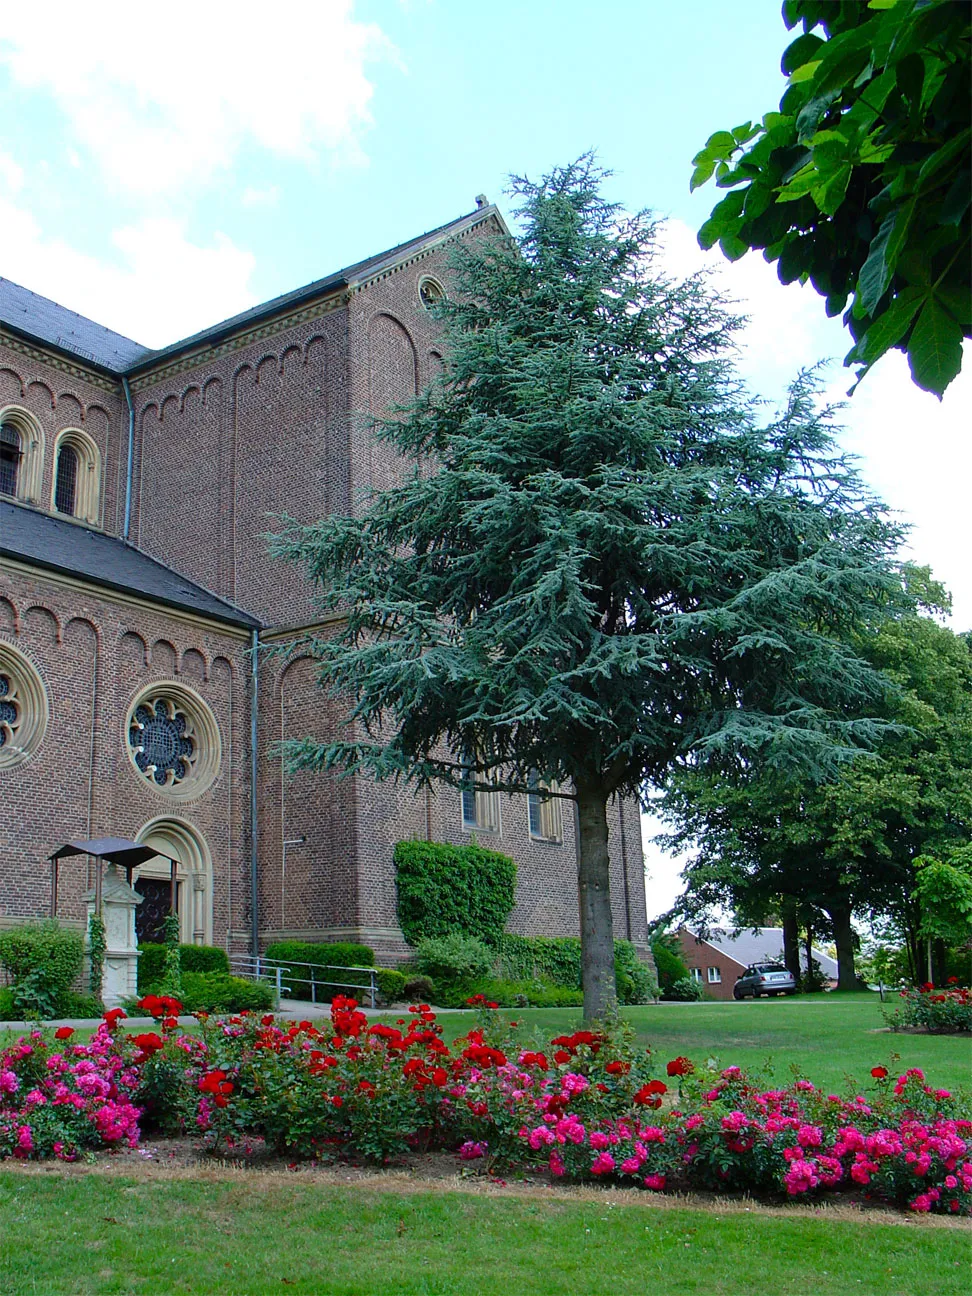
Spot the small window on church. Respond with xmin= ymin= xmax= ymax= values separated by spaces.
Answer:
xmin=0 ymin=423 xmax=22 ymax=497
xmin=54 ymin=444 xmax=78 ymax=515
xmin=527 ymin=773 xmax=563 ymax=842
xmin=419 ymin=276 xmax=445 ymax=311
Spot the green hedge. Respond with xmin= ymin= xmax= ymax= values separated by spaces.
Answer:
xmin=174 ymin=972 xmax=274 ymax=1014
xmin=263 ymin=941 xmax=374 ymax=1001
xmin=496 ymin=934 xmax=656 ymax=1004
xmin=137 ymin=943 xmax=230 ymax=992
xmin=394 ymin=840 xmax=516 ymax=946
xmin=0 ymin=921 xmax=84 ymax=993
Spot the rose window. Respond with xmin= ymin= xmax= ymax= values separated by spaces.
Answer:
xmin=419 ymin=277 xmax=445 ymax=310
xmin=128 ymin=697 xmax=196 ymax=787
xmin=0 ymin=673 xmax=19 ymax=748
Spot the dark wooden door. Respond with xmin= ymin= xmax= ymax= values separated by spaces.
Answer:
xmin=135 ymin=877 xmax=173 ymax=944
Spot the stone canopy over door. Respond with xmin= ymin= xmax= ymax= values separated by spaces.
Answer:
xmin=134 ymin=818 xmax=212 ymax=946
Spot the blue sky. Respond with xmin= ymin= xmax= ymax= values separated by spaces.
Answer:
xmin=2 ymin=1 xmax=968 ymax=916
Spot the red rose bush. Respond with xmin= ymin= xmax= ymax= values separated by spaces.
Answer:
xmin=2 ymin=995 xmax=969 ymax=1215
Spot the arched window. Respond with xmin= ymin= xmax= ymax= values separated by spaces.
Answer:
xmin=0 ymin=408 xmax=44 ymax=504
xmin=54 ymin=443 xmax=78 ymax=515
xmin=50 ymin=429 xmax=101 ymax=524
xmin=0 ymin=423 xmax=22 ymax=497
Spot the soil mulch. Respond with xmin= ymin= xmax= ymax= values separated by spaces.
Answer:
xmin=5 ymin=1136 xmax=967 ymax=1230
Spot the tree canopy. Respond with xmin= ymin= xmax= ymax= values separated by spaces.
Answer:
xmin=692 ymin=0 xmax=970 ymax=397
xmin=661 ymin=590 xmax=972 ymax=986
xmin=273 ymin=157 xmax=905 ymax=1018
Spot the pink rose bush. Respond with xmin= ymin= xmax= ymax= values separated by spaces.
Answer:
xmin=1 ymin=996 xmax=968 ymax=1215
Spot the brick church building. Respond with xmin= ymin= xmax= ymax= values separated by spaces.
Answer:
xmin=0 ymin=200 xmax=649 ymax=963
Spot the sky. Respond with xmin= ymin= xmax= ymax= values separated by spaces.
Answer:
xmin=1 ymin=0 xmax=968 ymax=921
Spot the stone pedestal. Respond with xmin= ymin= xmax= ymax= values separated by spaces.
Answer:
xmin=85 ymin=864 xmax=142 ymax=1008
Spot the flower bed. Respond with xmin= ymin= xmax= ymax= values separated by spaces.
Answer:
xmin=2 ymin=995 xmax=969 ymax=1216
xmin=884 ymin=981 xmax=972 ymax=1033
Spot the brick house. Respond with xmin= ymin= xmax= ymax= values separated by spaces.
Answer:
xmin=0 ymin=201 xmax=650 ymax=965
xmin=676 ymin=926 xmax=839 ymax=1000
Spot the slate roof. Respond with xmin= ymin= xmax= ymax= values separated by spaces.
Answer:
xmin=0 ymin=203 xmax=504 ymax=379
xmin=682 ymin=926 xmax=839 ymax=978
xmin=0 ymin=278 xmax=153 ymax=373
xmin=0 ymin=500 xmax=260 ymax=629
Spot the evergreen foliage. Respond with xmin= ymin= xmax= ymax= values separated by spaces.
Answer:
xmin=273 ymin=158 xmax=904 ymax=1018
xmin=0 ymin=921 xmax=83 ymax=995
xmin=693 ymin=0 xmax=970 ymax=396
xmin=394 ymin=840 xmax=517 ymax=947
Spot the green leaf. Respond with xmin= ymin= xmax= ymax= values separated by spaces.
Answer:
xmin=719 ymin=234 xmax=749 ymax=262
xmin=858 ymin=286 xmax=926 ymax=364
xmin=789 ymin=60 xmax=821 ymax=84
xmin=868 ymin=0 xmax=899 ymax=9
xmin=703 ymin=131 xmax=738 ymax=162
xmin=690 ymin=157 xmax=717 ymax=192
xmin=781 ymin=32 xmax=826 ymax=77
xmin=857 ymin=200 xmax=915 ymax=317
xmin=812 ymin=163 xmax=852 ymax=216
xmin=907 ymin=297 xmax=964 ymax=397
xmin=916 ymin=129 xmax=972 ymax=193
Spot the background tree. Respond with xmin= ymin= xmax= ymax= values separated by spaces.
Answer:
xmin=274 ymin=158 xmax=904 ymax=1019
xmin=692 ymin=0 xmax=970 ymax=397
xmin=662 ymin=590 xmax=972 ymax=988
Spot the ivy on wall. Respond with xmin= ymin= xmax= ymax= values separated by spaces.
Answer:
xmin=394 ymin=841 xmax=517 ymax=947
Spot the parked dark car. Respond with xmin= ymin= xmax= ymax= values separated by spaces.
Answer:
xmin=733 ymin=962 xmax=797 ymax=999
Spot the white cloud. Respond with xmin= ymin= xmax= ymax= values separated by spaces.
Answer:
xmin=0 ymin=0 xmax=391 ymax=197
xmin=0 ymin=196 xmax=256 ymax=347
xmin=241 ymin=185 xmax=282 ymax=209
xmin=0 ymin=151 xmax=23 ymax=192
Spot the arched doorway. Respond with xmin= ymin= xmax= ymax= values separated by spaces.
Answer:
xmin=134 ymin=817 xmax=212 ymax=946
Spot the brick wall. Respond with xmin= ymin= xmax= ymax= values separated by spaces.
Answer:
xmin=0 ymin=569 xmax=251 ymax=951
xmin=676 ymin=928 xmax=743 ymax=1001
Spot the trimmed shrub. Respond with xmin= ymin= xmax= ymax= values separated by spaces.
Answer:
xmin=0 ymin=987 xmax=13 ymax=1020
xmin=413 ymin=934 xmax=493 ymax=987
xmin=137 ymin=944 xmax=230 ymax=993
xmin=496 ymin=934 xmax=581 ymax=987
xmin=496 ymin=934 xmax=656 ymax=1004
xmin=402 ymin=974 xmax=435 ymax=1002
xmin=0 ymin=921 xmax=83 ymax=998
xmin=651 ymin=941 xmax=689 ymax=992
xmin=263 ymin=941 xmax=375 ymax=1002
xmin=394 ymin=840 xmax=516 ymax=946
xmin=174 ymin=972 xmax=275 ymax=1014
xmin=663 ymin=976 xmax=704 ymax=1002
xmin=375 ymin=969 xmax=407 ymax=1004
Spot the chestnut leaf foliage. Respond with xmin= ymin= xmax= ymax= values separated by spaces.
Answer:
xmin=693 ymin=0 xmax=970 ymax=397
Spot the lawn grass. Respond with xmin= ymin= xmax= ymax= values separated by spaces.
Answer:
xmin=0 ymin=1170 xmax=967 ymax=1296
xmin=423 ymin=993 xmax=972 ymax=1094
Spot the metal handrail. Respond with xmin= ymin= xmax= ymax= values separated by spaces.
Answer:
xmin=230 ymin=954 xmax=378 ymax=1009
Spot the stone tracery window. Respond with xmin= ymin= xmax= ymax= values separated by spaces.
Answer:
xmin=128 ymin=697 xmax=196 ymax=787
xmin=0 ymin=672 xmax=19 ymax=747
xmin=418 ymin=276 xmax=445 ymax=311
xmin=0 ymin=408 xmax=44 ymax=504
xmin=0 ymin=641 xmax=49 ymax=770
xmin=125 ymin=682 xmax=221 ymax=800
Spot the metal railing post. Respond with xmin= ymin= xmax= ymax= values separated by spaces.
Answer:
xmin=370 ymin=969 xmax=376 ymax=1010
xmin=275 ymin=966 xmax=282 ymax=1008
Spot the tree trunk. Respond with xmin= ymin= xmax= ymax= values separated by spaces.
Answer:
xmin=827 ymin=901 xmax=858 ymax=992
xmin=804 ymin=924 xmax=817 ymax=991
xmin=575 ymin=780 xmax=617 ymax=1021
xmin=781 ymin=899 xmax=801 ymax=987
